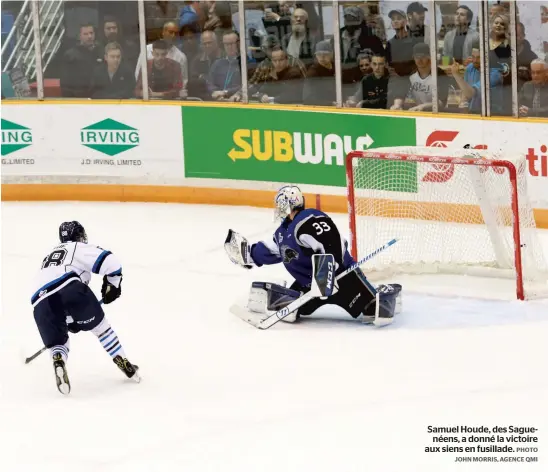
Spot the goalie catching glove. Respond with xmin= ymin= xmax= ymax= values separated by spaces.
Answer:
xmin=224 ymin=229 xmax=254 ymax=269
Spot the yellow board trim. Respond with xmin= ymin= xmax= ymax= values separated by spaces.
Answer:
xmin=2 ymin=183 xmax=547 ymax=229
xmin=4 ymin=99 xmax=548 ymax=124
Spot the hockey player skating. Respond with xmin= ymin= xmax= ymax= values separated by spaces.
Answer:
xmin=31 ymin=221 xmax=139 ymax=394
xmin=225 ymin=186 xmax=402 ymax=326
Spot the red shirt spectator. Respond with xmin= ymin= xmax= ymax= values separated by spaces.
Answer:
xmin=135 ymin=40 xmax=182 ymax=99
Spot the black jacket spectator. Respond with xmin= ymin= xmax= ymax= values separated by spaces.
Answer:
xmin=303 ymin=63 xmax=336 ymax=106
xmin=517 ymin=40 xmax=539 ymax=88
xmin=339 ymin=23 xmax=384 ymax=65
xmin=489 ymin=42 xmax=512 ymax=115
xmin=356 ymin=73 xmax=390 ymax=109
xmin=60 ymin=44 xmax=103 ymax=97
xmin=90 ymin=62 xmax=136 ymax=99
xmin=386 ymin=31 xmax=420 ymax=77
xmin=518 ymin=40 xmax=539 ymax=67
xmin=100 ymin=16 xmax=140 ymax=71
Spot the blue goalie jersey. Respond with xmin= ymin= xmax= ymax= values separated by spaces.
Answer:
xmin=250 ymin=208 xmax=355 ymax=288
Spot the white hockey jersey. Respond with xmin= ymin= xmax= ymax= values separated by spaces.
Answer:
xmin=31 ymin=242 xmax=122 ymax=307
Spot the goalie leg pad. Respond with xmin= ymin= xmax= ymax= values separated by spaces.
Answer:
xmin=362 ymin=283 xmax=402 ymax=326
xmin=248 ymin=281 xmax=301 ymax=314
xmin=311 ymin=254 xmax=337 ymax=298
xmin=377 ymin=283 xmax=402 ymax=316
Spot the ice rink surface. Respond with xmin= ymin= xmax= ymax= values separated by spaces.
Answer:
xmin=1 ymin=201 xmax=547 ymax=472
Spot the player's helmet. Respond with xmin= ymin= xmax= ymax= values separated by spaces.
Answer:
xmin=59 ymin=221 xmax=88 ymax=244
xmin=274 ymin=185 xmax=305 ymax=221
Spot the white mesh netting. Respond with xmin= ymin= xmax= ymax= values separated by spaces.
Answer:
xmin=348 ymin=146 xmax=548 ymax=299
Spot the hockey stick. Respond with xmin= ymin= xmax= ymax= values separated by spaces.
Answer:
xmin=234 ymin=238 xmax=398 ymax=330
xmin=25 ymin=299 xmax=104 ymax=364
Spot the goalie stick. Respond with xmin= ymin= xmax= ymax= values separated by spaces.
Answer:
xmin=232 ymin=238 xmax=398 ymax=330
xmin=25 ymin=299 xmax=104 ymax=364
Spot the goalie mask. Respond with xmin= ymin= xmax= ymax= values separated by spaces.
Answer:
xmin=274 ymin=185 xmax=305 ymax=222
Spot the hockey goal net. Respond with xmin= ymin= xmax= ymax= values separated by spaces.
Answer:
xmin=346 ymin=146 xmax=548 ymax=300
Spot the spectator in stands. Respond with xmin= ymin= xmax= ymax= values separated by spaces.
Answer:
xmin=346 ymin=52 xmax=389 ymax=109
xmin=263 ymin=1 xmax=295 ymax=41
xmin=516 ymin=22 xmax=538 ymax=89
xmin=339 ymin=6 xmax=383 ymax=66
xmin=391 ymin=42 xmax=449 ymax=111
xmin=489 ymin=14 xmax=511 ymax=60
xmin=179 ymin=1 xmax=202 ymax=33
xmin=442 ymin=5 xmax=479 ymax=65
xmin=342 ymin=49 xmax=374 ymax=87
xmin=251 ymin=47 xmax=304 ymax=104
xmin=100 ymin=15 xmax=139 ymax=70
xmin=144 ymin=1 xmax=180 ymax=41
xmin=339 ymin=6 xmax=383 ymax=98
xmin=91 ymin=42 xmax=135 ymax=99
xmin=303 ymin=40 xmax=336 ymax=106
xmin=282 ymin=8 xmax=317 ymax=66
xmin=519 ymin=59 xmax=548 ymax=117
xmin=489 ymin=1 xmax=509 ymax=20
xmin=207 ymin=31 xmax=242 ymax=100
xmin=386 ymin=9 xmax=417 ymax=78
xmin=489 ymin=13 xmax=512 ymax=114
xmin=357 ymin=51 xmax=373 ymax=77
xmin=201 ymin=1 xmax=233 ymax=35
xmin=407 ymin=2 xmax=429 ymax=44
xmin=262 ymin=1 xmax=321 ymax=40
xmin=361 ymin=1 xmax=386 ymax=43
xmin=229 ymin=34 xmax=306 ymax=102
xmin=449 ymin=40 xmax=503 ymax=114
xmin=60 ymin=23 xmax=103 ymax=98
xmin=138 ymin=21 xmax=188 ymax=98
xmin=180 ymin=22 xmax=201 ymax=65
xmin=189 ymin=30 xmax=222 ymax=97
xmin=135 ymin=39 xmax=183 ymax=99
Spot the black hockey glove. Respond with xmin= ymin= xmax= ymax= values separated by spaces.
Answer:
xmin=101 ymin=275 xmax=122 ymax=304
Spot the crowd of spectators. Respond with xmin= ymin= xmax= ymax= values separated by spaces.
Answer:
xmin=3 ymin=1 xmax=547 ymax=117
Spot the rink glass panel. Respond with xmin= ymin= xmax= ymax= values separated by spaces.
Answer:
xmin=0 ymin=1 xmax=546 ymax=120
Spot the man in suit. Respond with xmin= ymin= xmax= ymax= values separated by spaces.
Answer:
xmin=519 ymin=59 xmax=548 ymax=118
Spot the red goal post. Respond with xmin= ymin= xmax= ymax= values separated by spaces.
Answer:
xmin=345 ymin=148 xmax=548 ymax=301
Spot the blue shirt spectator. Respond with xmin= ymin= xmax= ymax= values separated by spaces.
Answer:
xmin=451 ymin=43 xmax=503 ymax=114
xmin=463 ymin=62 xmax=502 ymax=113
xmin=207 ymin=31 xmax=244 ymax=100
xmin=179 ymin=2 xmax=200 ymax=30
xmin=207 ymin=56 xmax=242 ymax=98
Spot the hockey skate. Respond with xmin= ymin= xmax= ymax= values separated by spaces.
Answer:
xmin=113 ymin=355 xmax=141 ymax=383
xmin=52 ymin=353 xmax=71 ymax=395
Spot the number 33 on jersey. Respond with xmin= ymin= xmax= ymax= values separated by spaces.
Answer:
xmin=251 ymin=208 xmax=353 ymax=289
